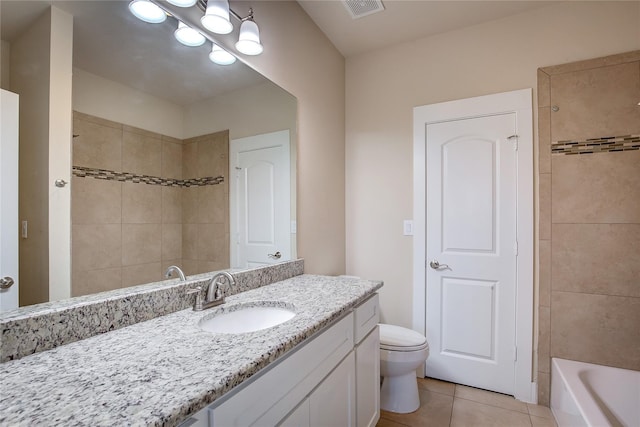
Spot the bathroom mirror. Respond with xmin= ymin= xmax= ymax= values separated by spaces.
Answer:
xmin=1 ymin=0 xmax=297 ymax=308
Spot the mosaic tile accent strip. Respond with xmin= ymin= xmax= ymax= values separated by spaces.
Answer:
xmin=0 ymin=259 xmax=304 ymax=362
xmin=72 ymin=166 xmax=224 ymax=187
xmin=552 ymin=134 xmax=640 ymax=155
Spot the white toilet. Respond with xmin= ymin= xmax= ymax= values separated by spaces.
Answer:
xmin=379 ymin=323 xmax=429 ymax=413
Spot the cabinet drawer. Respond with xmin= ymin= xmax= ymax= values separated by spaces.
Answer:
xmin=354 ymin=294 xmax=379 ymax=344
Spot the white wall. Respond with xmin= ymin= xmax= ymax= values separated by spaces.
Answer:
xmin=183 ymin=81 xmax=296 ymax=140
xmin=73 ymin=68 xmax=185 ymax=139
xmin=345 ymin=1 xmax=640 ymax=328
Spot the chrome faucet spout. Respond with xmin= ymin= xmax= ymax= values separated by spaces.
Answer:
xmin=165 ymin=265 xmax=186 ymax=281
xmin=206 ymin=271 xmax=236 ymax=302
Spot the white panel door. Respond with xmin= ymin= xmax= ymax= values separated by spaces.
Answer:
xmin=0 ymin=89 xmax=20 ymax=312
xmin=230 ymin=130 xmax=290 ymax=268
xmin=425 ymin=113 xmax=517 ymax=394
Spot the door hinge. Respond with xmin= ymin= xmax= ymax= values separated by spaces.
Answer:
xmin=514 ymin=345 xmax=518 ymax=361
xmin=514 ymin=240 xmax=518 ymax=256
xmin=507 ymin=134 xmax=518 ymax=151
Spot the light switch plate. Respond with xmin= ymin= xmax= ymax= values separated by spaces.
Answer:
xmin=403 ymin=220 xmax=413 ymax=236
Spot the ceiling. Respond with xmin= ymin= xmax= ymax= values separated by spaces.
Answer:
xmin=1 ymin=0 xmax=557 ymax=104
xmin=298 ymin=0 xmax=556 ymax=57
xmin=0 ymin=1 xmax=268 ymax=106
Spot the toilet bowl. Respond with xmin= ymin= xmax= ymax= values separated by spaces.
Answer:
xmin=379 ymin=323 xmax=429 ymax=414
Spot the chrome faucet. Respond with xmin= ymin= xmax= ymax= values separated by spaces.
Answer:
xmin=186 ymin=271 xmax=236 ymax=311
xmin=164 ymin=265 xmax=186 ymax=281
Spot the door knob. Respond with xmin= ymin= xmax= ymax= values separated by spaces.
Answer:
xmin=0 ymin=276 xmax=15 ymax=289
xmin=268 ymin=251 xmax=282 ymax=260
xmin=429 ymin=260 xmax=449 ymax=270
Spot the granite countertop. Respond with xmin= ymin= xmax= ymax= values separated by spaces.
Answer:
xmin=0 ymin=274 xmax=382 ymax=426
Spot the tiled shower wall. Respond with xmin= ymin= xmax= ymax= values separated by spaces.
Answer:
xmin=71 ymin=112 xmax=228 ymax=297
xmin=536 ymin=51 xmax=640 ymax=405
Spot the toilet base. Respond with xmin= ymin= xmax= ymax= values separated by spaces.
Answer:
xmin=380 ymin=372 xmax=420 ymax=413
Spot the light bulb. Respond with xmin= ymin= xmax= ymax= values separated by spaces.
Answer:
xmin=209 ymin=44 xmax=236 ymax=65
xmin=129 ymin=0 xmax=167 ymax=24
xmin=174 ymin=21 xmax=206 ymax=47
xmin=166 ymin=0 xmax=198 ymax=7
xmin=235 ymin=19 xmax=263 ymax=55
xmin=201 ymin=0 xmax=233 ymax=34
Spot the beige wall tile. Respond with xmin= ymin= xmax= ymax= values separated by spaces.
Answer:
xmin=550 ymin=291 xmax=640 ymax=370
xmin=541 ymin=50 xmax=640 ymax=76
xmin=537 ymin=70 xmax=550 ymax=108
xmin=73 ymin=117 xmax=122 ymax=171
xmin=122 ymin=262 xmax=162 ymax=288
xmin=552 ymin=151 xmax=640 ymax=224
xmin=552 ymin=224 xmax=640 ymax=297
xmin=181 ymin=259 xmax=198 ymax=276
xmin=182 ymin=187 xmax=199 ymax=224
xmin=71 ymin=177 xmax=121 ymax=224
xmin=162 ymin=224 xmax=183 ymax=261
xmin=197 ymin=132 xmax=228 ymax=178
xmin=197 ymin=260 xmax=228 ymax=274
xmin=72 ymin=267 xmax=121 ymax=297
xmin=539 ymin=173 xmax=551 ymax=240
xmin=122 ymin=183 xmax=162 ymax=224
xmin=550 ymin=62 xmax=640 ymax=142
xmin=162 ymin=141 xmax=183 ymax=179
xmin=72 ymin=224 xmax=121 ymax=272
xmin=538 ymin=107 xmax=551 ymax=174
xmin=122 ymin=130 xmax=162 ymax=176
xmin=539 ymin=239 xmax=551 ymax=307
xmin=198 ymin=185 xmax=226 ymax=224
xmin=122 ymin=124 xmax=162 ymax=139
xmin=121 ymin=224 xmax=161 ymax=266
xmin=182 ymin=224 xmax=198 ymax=260
xmin=183 ymin=142 xmax=198 ymax=178
xmin=162 ymin=135 xmax=182 ymax=145
xmin=74 ymin=111 xmax=122 ymax=130
xmin=538 ymin=306 xmax=550 ymax=374
xmin=196 ymin=223 xmax=226 ymax=261
xmin=450 ymin=398 xmax=531 ymax=427
xmin=537 ymin=372 xmax=550 ymax=407
xmin=162 ymin=187 xmax=182 ymax=224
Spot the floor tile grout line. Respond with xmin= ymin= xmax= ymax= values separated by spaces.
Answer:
xmin=453 ymin=395 xmax=530 ymax=415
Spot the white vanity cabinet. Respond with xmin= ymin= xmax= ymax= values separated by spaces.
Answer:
xmin=179 ymin=293 xmax=379 ymax=427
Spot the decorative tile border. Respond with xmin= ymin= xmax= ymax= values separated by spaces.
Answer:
xmin=72 ymin=166 xmax=224 ymax=187
xmin=0 ymin=259 xmax=304 ymax=362
xmin=551 ymin=134 xmax=640 ymax=155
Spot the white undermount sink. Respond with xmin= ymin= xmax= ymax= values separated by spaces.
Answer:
xmin=198 ymin=303 xmax=296 ymax=334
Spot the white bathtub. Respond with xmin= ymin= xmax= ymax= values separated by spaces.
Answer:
xmin=551 ymin=358 xmax=640 ymax=427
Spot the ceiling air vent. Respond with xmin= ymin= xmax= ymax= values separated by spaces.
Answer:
xmin=342 ymin=0 xmax=385 ymax=20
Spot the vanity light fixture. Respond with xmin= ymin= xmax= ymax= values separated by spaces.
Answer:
xmin=128 ymin=0 xmax=166 ymax=23
xmin=201 ymin=0 xmax=234 ymax=34
xmin=174 ymin=21 xmax=206 ymax=47
xmin=235 ymin=13 xmax=263 ymax=56
xmin=166 ymin=0 xmax=198 ymax=7
xmin=209 ymin=43 xmax=237 ymax=65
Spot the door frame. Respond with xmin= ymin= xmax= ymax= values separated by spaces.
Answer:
xmin=412 ymin=89 xmax=535 ymax=402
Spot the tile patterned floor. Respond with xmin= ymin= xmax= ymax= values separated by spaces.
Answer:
xmin=377 ymin=378 xmax=557 ymax=427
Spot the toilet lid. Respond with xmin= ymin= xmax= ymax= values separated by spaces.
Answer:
xmin=379 ymin=324 xmax=428 ymax=352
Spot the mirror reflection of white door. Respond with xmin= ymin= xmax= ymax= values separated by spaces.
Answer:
xmin=230 ymin=130 xmax=291 ymax=269
xmin=0 ymin=89 xmax=20 ymax=312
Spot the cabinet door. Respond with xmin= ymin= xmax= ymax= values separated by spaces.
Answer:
xmin=279 ymin=397 xmax=310 ymax=427
xmin=356 ymin=326 xmax=380 ymax=427
xmin=310 ymin=352 xmax=356 ymax=427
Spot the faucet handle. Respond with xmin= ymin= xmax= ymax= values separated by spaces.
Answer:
xmin=186 ymin=286 xmax=203 ymax=311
